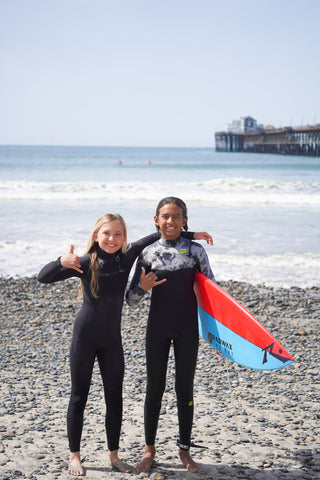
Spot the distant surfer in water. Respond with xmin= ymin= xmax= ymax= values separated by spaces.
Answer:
xmin=37 ymin=212 xmax=211 ymax=477
xmin=126 ymin=196 xmax=215 ymax=473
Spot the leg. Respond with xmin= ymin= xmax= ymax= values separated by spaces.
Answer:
xmin=174 ymin=333 xmax=201 ymax=472
xmin=144 ymin=333 xmax=171 ymax=446
xmin=97 ymin=340 xmax=132 ymax=473
xmin=67 ymin=343 xmax=96 ymax=475
xmin=136 ymin=333 xmax=171 ymax=473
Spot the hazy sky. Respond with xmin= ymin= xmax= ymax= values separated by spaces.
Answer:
xmin=1 ymin=0 xmax=319 ymax=147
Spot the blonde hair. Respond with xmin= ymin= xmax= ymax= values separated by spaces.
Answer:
xmin=78 ymin=213 xmax=128 ymax=299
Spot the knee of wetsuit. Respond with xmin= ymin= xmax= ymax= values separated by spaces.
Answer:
xmin=70 ymin=389 xmax=89 ymax=411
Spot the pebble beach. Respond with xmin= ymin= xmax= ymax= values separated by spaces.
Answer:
xmin=1 ymin=277 xmax=320 ymax=480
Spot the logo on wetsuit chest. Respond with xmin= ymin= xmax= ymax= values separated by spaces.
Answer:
xmin=97 ymin=255 xmax=125 ymax=277
xmin=152 ymin=246 xmax=194 ymax=271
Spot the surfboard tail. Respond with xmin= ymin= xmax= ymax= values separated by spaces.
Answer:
xmin=198 ymin=306 xmax=294 ymax=370
xmin=195 ymin=273 xmax=295 ymax=371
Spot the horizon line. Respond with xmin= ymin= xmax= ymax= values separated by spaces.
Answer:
xmin=0 ymin=143 xmax=214 ymax=149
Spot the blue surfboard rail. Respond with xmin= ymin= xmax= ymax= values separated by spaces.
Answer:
xmin=198 ymin=307 xmax=294 ymax=370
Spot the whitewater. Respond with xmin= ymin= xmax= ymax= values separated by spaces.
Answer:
xmin=1 ymin=145 xmax=319 ymax=287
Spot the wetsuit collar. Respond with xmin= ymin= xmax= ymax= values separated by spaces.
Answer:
xmin=97 ymin=246 xmax=121 ymax=259
xmin=159 ymin=236 xmax=183 ymax=247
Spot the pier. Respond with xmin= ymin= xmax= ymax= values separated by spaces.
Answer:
xmin=215 ymin=125 xmax=320 ymax=156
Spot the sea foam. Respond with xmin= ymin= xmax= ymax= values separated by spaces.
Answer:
xmin=1 ymin=178 xmax=319 ymax=206
xmin=1 ymin=239 xmax=319 ymax=288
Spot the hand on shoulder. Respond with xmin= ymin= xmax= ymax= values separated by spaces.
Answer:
xmin=194 ymin=232 xmax=213 ymax=245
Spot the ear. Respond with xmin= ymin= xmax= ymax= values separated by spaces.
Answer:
xmin=154 ymin=215 xmax=159 ymax=227
xmin=183 ymin=216 xmax=188 ymax=227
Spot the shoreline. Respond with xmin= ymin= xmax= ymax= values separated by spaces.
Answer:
xmin=1 ymin=277 xmax=319 ymax=479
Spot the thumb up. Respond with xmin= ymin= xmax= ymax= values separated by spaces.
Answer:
xmin=61 ymin=244 xmax=83 ymax=273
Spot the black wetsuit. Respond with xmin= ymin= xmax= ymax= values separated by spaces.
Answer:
xmin=126 ymin=236 xmax=215 ymax=450
xmin=37 ymin=233 xmax=165 ymax=452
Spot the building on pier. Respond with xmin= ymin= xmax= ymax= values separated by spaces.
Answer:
xmin=215 ymin=117 xmax=320 ymax=156
xmin=226 ymin=116 xmax=264 ymax=134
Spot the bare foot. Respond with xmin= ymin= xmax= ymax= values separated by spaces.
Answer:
xmin=109 ymin=459 xmax=133 ymax=473
xmin=136 ymin=445 xmax=156 ymax=473
xmin=179 ymin=449 xmax=202 ymax=473
xmin=109 ymin=450 xmax=133 ymax=473
xmin=68 ymin=452 xmax=84 ymax=476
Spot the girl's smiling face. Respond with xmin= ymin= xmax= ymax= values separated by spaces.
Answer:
xmin=154 ymin=202 xmax=187 ymax=240
xmin=94 ymin=220 xmax=125 ymax=254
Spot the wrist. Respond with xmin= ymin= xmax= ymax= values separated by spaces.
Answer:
xmin=137 ymin=284 xmax=147 ymax=295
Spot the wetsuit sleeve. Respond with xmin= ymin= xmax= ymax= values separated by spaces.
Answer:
xmin=191 ymin=242 xmax=216 ymax=282
xmin=131 ymin=231 xmax=193 ymax=254
xmin=181 ymin=231 xmax=194 ymax=239
xmin=125 ymin=253 xmax=149 ymax=306
xmin=37 ymin=256 xmax=89 ymax=283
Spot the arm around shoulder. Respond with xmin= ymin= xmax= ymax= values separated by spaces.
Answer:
xmin=192 ymin=242 xmax=216 ymax=282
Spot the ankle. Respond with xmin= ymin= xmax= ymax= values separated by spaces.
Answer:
xmin=109 ymin=449 xmax=119 ymax=461
xmin=144 ymin=445 xmax=156 ymax=457
xmin=69 ymin=451 xmax=81 ymax=461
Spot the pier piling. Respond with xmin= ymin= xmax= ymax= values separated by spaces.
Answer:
xmin=215 ymin=125 xmax=320 ymax=156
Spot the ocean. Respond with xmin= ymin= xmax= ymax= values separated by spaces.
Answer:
xmin=1 ymin=145 xmax=319 ymax=288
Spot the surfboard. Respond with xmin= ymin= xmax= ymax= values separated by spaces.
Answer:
xmin=194 ymin=272 xmax=294 ymax=370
